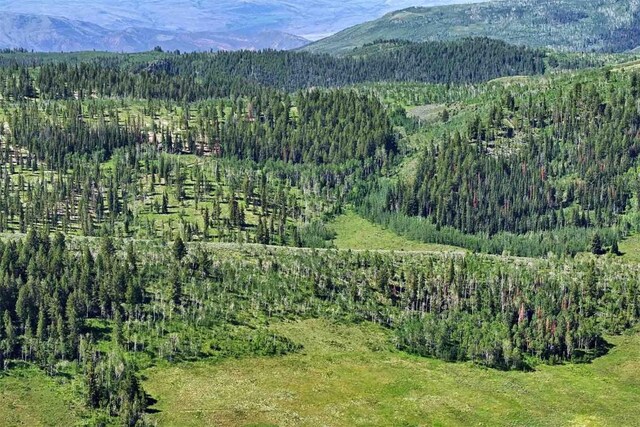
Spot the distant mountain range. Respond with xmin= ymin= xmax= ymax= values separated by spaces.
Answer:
xmin=305 ymin=0 xmax=640 ymax=55
xmin=5 ymin=0 xmax=639 ymax=54
xmin=0 ymin=0 xmax=482 ymax=52
xmin=0 ymin=13 xmax=309 ymax=52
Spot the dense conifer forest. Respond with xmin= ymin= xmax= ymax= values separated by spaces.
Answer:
xmin=0 ymin=38 xmax=640 ymax=425
xmin=0 ymin=38 xmax=545 ymax=99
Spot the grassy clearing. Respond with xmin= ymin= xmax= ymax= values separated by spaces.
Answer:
xmin=612 ymin=59 xmax=640 ymax=71
xmin=0 ymin=366 xmax=81 ymax=427
xmin=143 ymin=319 xmax=640 ymax=427
xmin=406 ymin=104 xmax=446 ymax=123
xmin=330 ymin=210 xmax=462 ymax=252
xmin=619 ymin=234 xmax=640 ymax=263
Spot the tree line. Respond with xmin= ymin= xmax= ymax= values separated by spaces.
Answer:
xmin=0 ymin=38 xmax=546 ymax=102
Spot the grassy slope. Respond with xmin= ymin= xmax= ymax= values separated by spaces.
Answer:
xmin=330 ymin=210 xmax=462 ymax=252
xmin=0 ymin=367 xmax=81 ymax=427
xmin=144 ymin=319 xmax=640 ymax=427
xmin=304 ymin=0 xmax=640 ymax=55
xmin=619 ymin=234 xmax=640 ymax=263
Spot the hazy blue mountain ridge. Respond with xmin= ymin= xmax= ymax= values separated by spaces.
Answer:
xmin=0 ymin=12 xmax=309 ymax=52
xmin=0 ymin=0 xmax=484 ymax=52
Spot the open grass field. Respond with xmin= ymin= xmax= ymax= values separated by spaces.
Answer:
xmin=406 ymin=104 xmax=447 ymax=123
xmin=0 ymin=366 xmax=81 ymax=427
xmin=619 ymin=233 xmax=640 ymax=263
xmin=143 ymin=319 xmax=640 ymax=427
xmin=330 ymin=210 xmax=462 ymax=253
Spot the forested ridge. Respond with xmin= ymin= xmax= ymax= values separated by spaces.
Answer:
xmin=0 ymin=39 xmax=639 ymax=425
xmin=0 ymin=38 xmax=545 ymax=101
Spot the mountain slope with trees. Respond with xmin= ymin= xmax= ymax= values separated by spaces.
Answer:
xmin=305 ymin=0 xmax=640 ymax=55
xmin=355 ymin=67 xmax=640 ymax=257
xmin=1 ymin=39 xmax=640 ymax=425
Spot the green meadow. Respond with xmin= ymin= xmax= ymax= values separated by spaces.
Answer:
xmin=143 ymin=319 xmax=640 ymax=427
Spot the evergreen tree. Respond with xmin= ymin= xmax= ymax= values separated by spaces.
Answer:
xmin=610 ymin=240 xmax=621 ymax=256
xmin=591 ymin=233 xmax=604 ymax=255
xmin=172 ymin=236 xmax=187 ymax=261
xmin=2 ymin=310 xmax=15 ymax=362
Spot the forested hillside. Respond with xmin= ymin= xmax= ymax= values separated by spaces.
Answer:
xmin=0 ymin=38 xmax=640 ymax=426
xmin=356 ymin=68 xmax=640 ymax=256
xmin=305 ymin=0 xmax=640 ymax=55
xmin=0 ymin=38 xmax=546 ymax=96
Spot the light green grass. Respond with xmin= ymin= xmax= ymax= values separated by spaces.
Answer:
xmin=0 ymin=366 xmax=81 ymax=427
xmin=612 ymin=59 xmax=640 ymax=71
xmin=143 ymin=319 xmax=640 ymax=427
xmin=330 ymin=210 xmax=462 ymax=252
xmin=406 ymin=104 xmax=446 ymax=123
xmin=619 ymin=234 xmax=640 ymax=263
